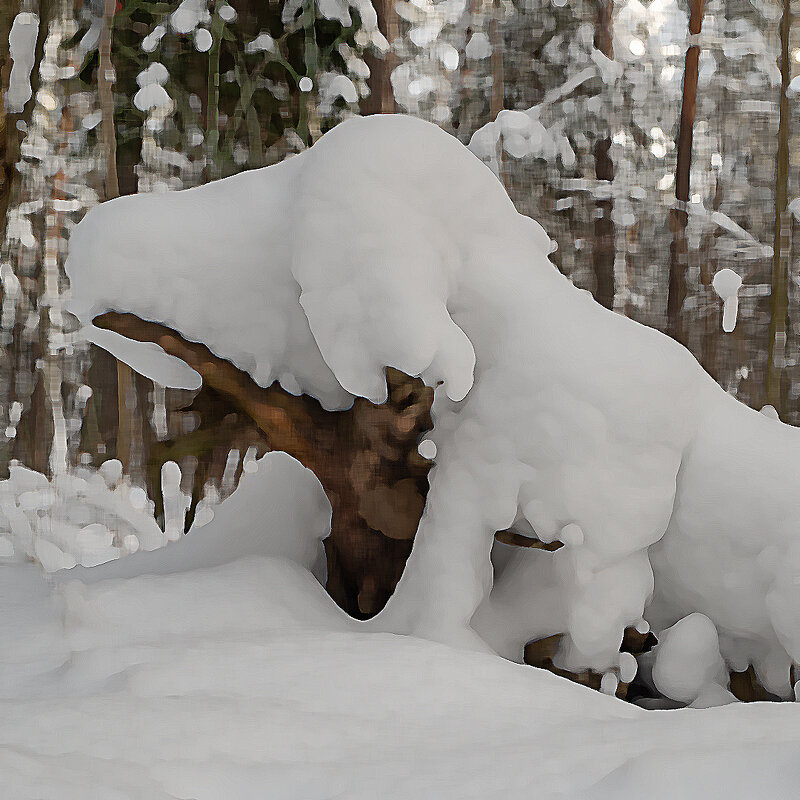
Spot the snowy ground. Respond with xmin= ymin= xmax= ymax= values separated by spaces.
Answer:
xmin=4 ymin=561 xmax=800 ymax=799
xmin=3 ymin=456 xmax=800 ymax=799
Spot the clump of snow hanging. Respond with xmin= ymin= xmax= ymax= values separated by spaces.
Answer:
xmin=652 ymin=613 xmax=734 ymax=707
xmin=711 ymin=268 xmax=743 ymax=333
xmin=170 ymin=0 xmax=210 ymax=34
xmin=134 ymin=62 xmax=172 ymax=113
xmin=6 ymin=12 xmax=39 ymax=113
xmin=245 ymin=31 xmax=275 ymax=53
xmin=761 ymin=404 xmax=780 ymax=420
xmin=65 ymin=114 xmax=800 ymax=693
xmin=82 ymin=324 xmax=201 ymax=390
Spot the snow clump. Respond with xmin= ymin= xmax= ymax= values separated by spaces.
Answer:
xmin=65 ymin=114 xmax=800 ymax=695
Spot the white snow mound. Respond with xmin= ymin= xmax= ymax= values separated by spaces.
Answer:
xmin=65 ymin=114 xmax=800 ymax=693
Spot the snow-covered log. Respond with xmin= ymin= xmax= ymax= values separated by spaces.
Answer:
xmin=65 ymin=114 xmax=800 ymax=694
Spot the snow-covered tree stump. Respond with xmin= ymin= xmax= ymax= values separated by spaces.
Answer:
xmin=65 ymin=114 xmax=800 ymax=698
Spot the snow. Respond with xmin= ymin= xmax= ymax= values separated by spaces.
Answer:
xmin=6 ymin=12 xmax=39 ymax=113
xmin=81 ymin=324 xmax=202 ymax=390
xmin=3 ymin=463 xmax=800 ymax=797
xmin=194 ymin=28 xmax=213 ymax=53
xmin=64 ymin=114 xmax=800 ymax=695
xmin=417 ymin=438 xmax=437 ymax=459
xmin=465 ymin=31 xmax=491 ymax=60
xmin=711 ymin=268 xmax=743 ymax=333
xmin=469 ymin=108 xmax=576 ymax=173
xmin=170 ymin=0 xmax=209 ymax=35
xmin=652 ymin=613 xmax=734 ymax=706
xmin=141 ymin=25 xmax=166 ymax=53
xmin=136 ymin=62 xmax=170 ymax=88
xmin=245 ymin=32 xmax=274 ymax=54
xmin=2 ymin=451 xmax=800 ymax=796
xmin=133 ymin=83 xmax=171 ymax=113
xmin=49 ymin=452 xmax=330 ymax=586
xmin=0 ymin=459 xmax=168 ymax=570
xmin=218 ymin=4 xmax=237 ymax=23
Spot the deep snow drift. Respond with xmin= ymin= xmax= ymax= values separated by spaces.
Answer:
xmin=64 ymin=114 xmax=800 ymax=698
xmin=3 ymin=453 xmax=800 ymax=799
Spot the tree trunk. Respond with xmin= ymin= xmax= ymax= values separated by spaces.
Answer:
xmin=667 ymin=0 xmax=705 ymax=344
xmin=93 ymin=312 xmax=434 ymax=617
xmin=592 ymin=0 xmax=615 ymax=311
xmin=98 ymin=0 xmax=147 ymax=479
xmin=361 ymin=0 xmax=398 ymax=115
xmin=0 ymin=0 xmax=48 ymax=250
xmin=488 ymin=12 xmax=504 ymax=120
xmin=766 ymin=0 xmax=791 ymax=414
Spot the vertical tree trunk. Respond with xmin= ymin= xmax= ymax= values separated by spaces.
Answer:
xmin=667 ymin=0 xmax=705 ymax=344
xmin=5 ymin=0 xmax=51 ymax=476
xmin=592 ymin=0 xmax=615 ymax=310
xmin=98 ymin=0 xmax=118 ymax=201
xmin=98 ymin=0 xmax=145 ymax=477
xmin=766 ymin=0 xmax=791 ymax=413
xmin=361 ymin=0 xmax=398 ymax=115
xmin=488 ymin=6 xmax=508 ymax=190
xmin=488 ymin=11 xmax=504 ymax=120
xmin=699 ymin=173 xmax=723 ymax=382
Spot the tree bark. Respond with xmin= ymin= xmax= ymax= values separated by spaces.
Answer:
xmin=0 ymin=0 xmax=47 ymax=250
xmin=592 ymin=0 xmax=615 ymax=311
xmin=766 ymin=0 xmax=791 ymax=414
xmin=488 ymin=12 xmax=504 ymax=121
xmin=360 ymin=0 xmax=398 ymax=115
xmin=98 ymin=0 xmax=119 ymax=201
xmin=667 ymin=0 xmax=705 ymax=344
xmin=98 ymin=0 xmax=147 ymax=478
xmin=0 ymin=0 xmax=22 ymax=243
xmin=93 ymin=311 xmax=433 ymax=617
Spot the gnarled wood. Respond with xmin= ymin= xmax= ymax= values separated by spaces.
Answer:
xmin=93 ymin=311 xmax=434 ymax=618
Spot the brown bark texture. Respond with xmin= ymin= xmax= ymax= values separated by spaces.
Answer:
xmin=667 ymin=0 xmax=705 ymax=344
xmin=98 ymin=0 xmax=147 ymax=477
xmin=361 ymin=0 xmax=398 ymax=115
xmin=766 ymin=0 xmax=791 ymax=413
xmin=93 ymin=311 xmax=435 ymax=617
xmin=592 ymin=0 xmax=615 ymax=311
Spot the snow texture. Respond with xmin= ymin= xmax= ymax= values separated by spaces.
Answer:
xmin=652 ymin=613 xmax=735 ymax=707
xmin=65 ymin=114 xmax=800 ymax=693
xmin=6 ymin=12 xmax=39 ymax=113
xmin=711 ymin=268 xmax=743 ymax=333
xmin=0 ymin=460 xmax=168 ymax=571
xmin=81 ymin=325 xmax=202 ymax=390
xmin=49 ymin=452 xmax=330 ymax=586
xmin=469 ymin=108 xmax=576 ymax=175
xmin=2 ymin=456 xmax=800 ymax=798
